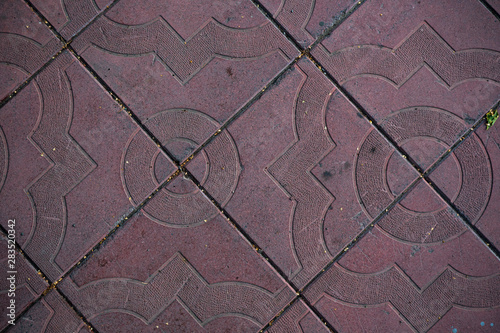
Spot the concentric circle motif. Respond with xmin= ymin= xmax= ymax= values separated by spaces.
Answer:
xmin=354 ymin=107 xmax=492 ymax=243
xmin=0 ymin=126 xmax=7 ymax=194
xmin=122 ymin=109 xmax=240 ymax=227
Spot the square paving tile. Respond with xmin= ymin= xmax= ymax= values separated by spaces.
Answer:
xmin=0 ymin=0 xmax=63 ymax=101
xmin=0 ymin=49 xmax=159 ymax=282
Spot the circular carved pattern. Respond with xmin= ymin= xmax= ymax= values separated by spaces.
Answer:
xmin=0 ymin=126 xmax=7 ymax=194
xmin=354 ymin=107 xmax=492 ymax=243
xmin=122 ymin=109 xmax=240 ymax=227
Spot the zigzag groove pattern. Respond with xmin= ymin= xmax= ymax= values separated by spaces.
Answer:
xmin=0 ymin=33 xmax=61 ymax=74
xmin=304 ymin=264 xmax=500 ymax=332
xmin=24 ymin=52 xmax=97 ymax=280
xmin=266 ymin=60 xmax=335 ymax=288
xmin=60 ymin=253 xmax=294 ymax=328
xmin=314 ymin=22 xmax=500 ymax=87
xmin=72 ymin=16 xmax=297 ymax=84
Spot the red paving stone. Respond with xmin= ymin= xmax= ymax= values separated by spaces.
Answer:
xmin=0 ymin=0 xmax=499 ymax=332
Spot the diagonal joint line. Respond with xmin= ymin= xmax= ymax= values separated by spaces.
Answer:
xmin=250 ymin=0 xmax=304 ymax=53
xmin=65 ymin=0 xmax=122 ymax=44
xmin=180 ymin=60 xmax=298 ymax=167
xmin=306 ymin=53 xmax=425 ymax=174
xmin=298 ymin=174 xmax=423 ymax=294
xmin=258 ymin=296 xmax=300 ymax=332
xmin=299 ymin=295 xmax=339 ymax=333
xmin=423 ymin=175 xmax=500 ymax=260
xmin=0 ymin=47 xmax=65 ymax=110
xmin=421 ymin=101 xmax=498 ymax=179
xmin=478 ymin=0 xmax=500 ymax=21
xmin=306 ymin=0 xmax=368 ymax=52
xmin=64 ymin=44 xmax=182 ymax=168
xmin=178 ymin=165 xmax=300 ymax=292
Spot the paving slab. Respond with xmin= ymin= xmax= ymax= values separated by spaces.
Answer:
xmin=58 ymin=212 xmax=295 ymax=332
xmin=0 ymin=0 xmax=63 ymax=102
xmin=0 ymin=49 xmax=155 ymax=283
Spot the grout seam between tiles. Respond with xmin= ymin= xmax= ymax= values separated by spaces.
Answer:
xmin=0 ymin=48 xmax=65 ymax=110
xmin=180 ymin=60 xmax=298 ymax=167
xmin=0 ymin=0 xmax=64 ymax=110
xmin=298 ymin=295 xmax=339 ymax=333
xmin=179 ymin=166 xmax=300 ymax=291
xmin=306 ymin=53 xmax=425 ymax=174
xmin=258 ymin=296 xmax=301 ymax=332
xmin=259 ymin=295 xmax=340 ymax=333
xmin=0 ymin=228 xmax=48 ymax=333
xmin=64 ymin=0 xmax=122 ymax=44
xmin=249 ymin=0 xmax=305 ymax=53
xmin=478 ymin=0 xmax=500 ymax=20
xmin=305 ymin=0 xmax=367 ymax=52
xmin=0 ymin=0 xmax=122 ymax=110
xmin=65 ymin=45 xmax=182 ymax=167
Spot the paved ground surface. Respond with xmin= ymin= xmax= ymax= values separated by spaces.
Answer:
xmin=0 ymin=0 xmax=499 ymax=332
